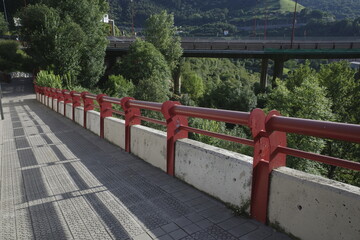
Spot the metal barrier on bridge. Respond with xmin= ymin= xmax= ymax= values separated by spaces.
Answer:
xmin=35 ymin=84 xmax=360 ymax=224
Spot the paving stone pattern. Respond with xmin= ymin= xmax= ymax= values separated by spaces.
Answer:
xmin=0 ymin=78 xmax=291 ymax=240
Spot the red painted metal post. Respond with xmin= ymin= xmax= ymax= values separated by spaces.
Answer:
xmin=81 ymin=92 xmax=94 ymax=129
xmin=249 ymin=109 xmax=286 ymax=223
xmin=121 ymin=97 xmax=141 ymax=153
xmin=161 ymin=101 xmax=188 ymax=176
xmin=63 ymin=90 xmax=71 ymax=116
xmin=70 ymin=91 xmax=81 ymax=121
xmin=97 ymin=94 xmax=113 ymax=138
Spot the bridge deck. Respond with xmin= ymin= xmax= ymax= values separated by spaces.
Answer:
xmin=0 ymin=78 xmax=290 ymax=240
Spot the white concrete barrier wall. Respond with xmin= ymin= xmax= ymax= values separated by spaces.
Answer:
xmin=175 ymin=139 xmax=253 ymax=213
xmin=74 ymin=107 xmax=84 ymax=127
xmin=58 ymin=101 xmax=64 ymax=115
xmin=65 ymin=103 xmax=73 ymax=119
xmin=130 ymin=125 xmax=167 ymax=171
xmin=53 ymin=99 xmax=58 ymax=112
xmin=268 ymin=167 xmax=360 ymax=240
xmin=104 ymin=117 xmax=125 ymax=149
xmin=48 ymin=97 xmax=52 ymax=108
xmin=86 ymin=111 xmax=100 ymax=136
xmin=36 ymin=93 xmax=360 ymax=240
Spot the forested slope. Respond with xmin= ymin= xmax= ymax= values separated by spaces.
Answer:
xmin=298 ymin=0 xmax=360 ymax=19
xmin=108 ymin=0 xmax=301 ymax=27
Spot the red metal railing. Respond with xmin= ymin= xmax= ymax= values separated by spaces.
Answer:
xmin=35 ymin=85 xmax=360 ymax=224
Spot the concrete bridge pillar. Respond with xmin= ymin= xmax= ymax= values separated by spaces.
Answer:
xmin=173 ymin=64 xmax=182 ymax=95
xmin=272 ymin=58 xmax=285 ymax=88
xmin=260 ymin=58 xmax=269 ymax=92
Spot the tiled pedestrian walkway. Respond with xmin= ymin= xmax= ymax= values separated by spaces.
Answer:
xmin=0 ymin=78 xmax=291 ymax=240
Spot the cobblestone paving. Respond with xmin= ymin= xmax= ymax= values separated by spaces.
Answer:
xmin=0 ymin=78 xmax=291 ymax=240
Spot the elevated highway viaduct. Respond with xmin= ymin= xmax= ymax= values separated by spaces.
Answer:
xmin=106 ymin=38 xmax=360 ymax=91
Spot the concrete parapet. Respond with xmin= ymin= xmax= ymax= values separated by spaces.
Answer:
xmin=268 ymin=167 xmax=360 ymax=240
xmin=36 ymin=93 xmax=360 ymax=240
xmin=59 ymin=101 xmax=64 ymax=115
xmin=48 ymin=97 xmax=52 ymax=108
xmin=175 ymin=139 xmax=253 ymax=213
xmin=53 ymin=99 xmax=58 ymax=112
xmin=65 ymin=103 xmax=73 ymax=119
xmin=74 ymin=107 xmax=84 ymax=126
xmin=130 ymin=125 xmax=167 ymax=171
xmin=104 ymin=117 xmax=125 ymax=149
xmin=86 ymin=110 xmax=100 ymax=136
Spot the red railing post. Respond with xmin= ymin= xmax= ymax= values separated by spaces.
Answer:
xmin=97 ymin=94 xmax=113 ymax=138
xmin=70 ymin=91 xmax=81 ymax=121
xmin=81 ymin=92 xmax=94 ymax=128
xmin=161 ymin=101 xmax=188 ymax=176
xmin=249 ymin=109 xmax=286 ymax=223
xmin=121 ymin=97 xmax=141 ymax=153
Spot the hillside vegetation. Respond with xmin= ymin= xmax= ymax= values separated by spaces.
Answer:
xmin=298 ymin=0 xmax=360 ymax=19
xmin=108 ymin=0 xmax=303 ymax=28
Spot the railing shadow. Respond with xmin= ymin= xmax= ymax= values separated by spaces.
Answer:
xmin=7 ymin=98 xmax=220 ymax=239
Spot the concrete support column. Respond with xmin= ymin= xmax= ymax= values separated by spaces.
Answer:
xmin=260 ymin=58 xmax=269 ymax=92
xmin=173 ymin=64 xmax=182 ymax=95
xmin=272 ymin=59 xmax=285 ymax=88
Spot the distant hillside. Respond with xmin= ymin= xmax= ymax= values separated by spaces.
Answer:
xmin=298 ymin=0 xmax=360 ymax=19
xmin=108 ymin=0 xmax=303 ymax=28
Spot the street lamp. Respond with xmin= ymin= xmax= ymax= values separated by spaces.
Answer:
xmin=131 ymin=0 xmax=135 ymax=36
xmin=291 ymin=0 xmax=298 ymax=48
xmin=2 ymin=0 xmax=8 ymax=23
xmin=264 ymin=0 xmax=268 ymax=40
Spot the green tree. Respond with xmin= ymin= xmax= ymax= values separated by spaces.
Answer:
xmin=318 ymin=61 xmax=357 ymax=122
xmin=316 ymin=61 xmax=359 ymax=183
xmin=52 ymin=18 xmax=86 ymax=81
xmin=0 ymin=40 xmax=33 ymax=72
xmin=104 ymin=74 xmax=134 ymax=98
xmin=120 ymin=39 xmax=171 ymax=102
xmin=0 ymin=13 xmax=8 ymax=34
xmin=266 ymin=75 xmax=333 ymax=174
xmin=208 ymin=78 xmax=257 ymax=112
xmin=144 ymin=10 xmax=182 ymax=71
xmin=19 ymin=0 xmax=108 ymax=88
xmin=35 ymin=70 xmax=62 ymax=88
xmin=19 ymin=4 xmax=61 ymax=68
xmin=181 ymin=72 xmax=204 ymax=100
xmin=144 ymin=10 xmax=183 ymax=93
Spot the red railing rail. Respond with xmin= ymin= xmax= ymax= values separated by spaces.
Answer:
xmin=34 ymin=84 xmax=360 ymax=224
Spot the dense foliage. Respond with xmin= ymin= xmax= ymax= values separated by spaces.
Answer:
xmin=0 ymin=40 xmax=34 ymax=72
xmin=117 ymin=39 xmax=171 ymax=102
xmin=18 ymin=0 xmax=109 ymax=88
xmin=0 ymin=13 xmax=8 ymax=34
xmin=298 ymin=0 xmax=360 ymax=20
xmin=35 ymin=70 xmax=62 ymax=88
xmin=107 ymin=0 xmax=360 ymax=37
